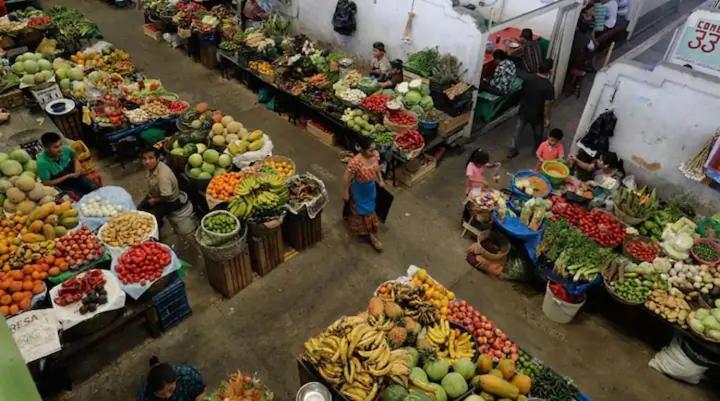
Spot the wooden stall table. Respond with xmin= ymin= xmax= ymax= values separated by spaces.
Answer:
xmin=483 ymin=27 xmax=540 ymax=76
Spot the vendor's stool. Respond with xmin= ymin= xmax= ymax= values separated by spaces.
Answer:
xmin=461 ymin=204 xmax=492 ymax=241
xmin=167 ymin=192 xmax=198 ymax=236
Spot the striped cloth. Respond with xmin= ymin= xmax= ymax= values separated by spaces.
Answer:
xmin=594 ymin=3 xmax=609 ymax=32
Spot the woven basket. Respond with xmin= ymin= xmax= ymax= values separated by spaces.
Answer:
xmin=613 ymin=204 xmax=646 ymax=226
xmin=195 ymin=224 xmax=247 ymax=262
xmin=622 ymin=235 xmax=659 ymax=263
xmin=384 ymin=112 xmax=418 ymax=133
xmin=257 ymin=155 xmax=296 ymax=178
xmin=602 ymin=266 xmax=646 ymax=306
xmin=476 ymin=232 xmax=511 ymax=261
xmin=163 ymin=139 xmax=189 ymax=173
xmin=200 ymin=211 xmax=241 ymax=246
xmin=177 ymin=27 xmax=192 ymax=39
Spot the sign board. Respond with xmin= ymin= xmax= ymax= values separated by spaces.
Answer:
xmin=668 ymin=9 xmax=720 ymax=77
xmin=7 ymin=309 xmax=61 ymax=363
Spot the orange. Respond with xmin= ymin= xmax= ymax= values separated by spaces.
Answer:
xmin=0 ymin=306 xmax=8 ymax=316
xmin=9 ymin=304 xmax=18 ymax=315
xmin=19 ymin=298 xmax=30 ymax=310
xmin=0 ymin=294 xmax=10 ymax=305
xmin=48 ymin=267 xmax=60 ymax=276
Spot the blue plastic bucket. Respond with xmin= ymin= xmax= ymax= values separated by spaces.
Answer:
xmin=510 ymin=169 xmax=552 ymax=200
xmin=418 ymin=119 xmax=439 ymax=143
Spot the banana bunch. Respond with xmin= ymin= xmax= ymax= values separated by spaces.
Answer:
xmin=367 ymin=313 xmax=395 ymax=332
xmin=426 ymin=320 xmax=475 ymax=364
xmin=229 ymin=172 xmax=289 ymax=219
xmin=303 ymin=314 xmax=411 ymax=401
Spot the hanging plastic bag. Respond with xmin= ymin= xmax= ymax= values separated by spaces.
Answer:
xmin=648 ymin=335 xmax=707 ymax=384
xmin=332 ymin=0 xmax=357 ymax=36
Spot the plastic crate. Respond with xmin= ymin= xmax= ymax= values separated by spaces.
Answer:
xmin=70 ymin=140 xmax=91 ymax=160
xmin=153 ymin=275 xmax=192 ymax=331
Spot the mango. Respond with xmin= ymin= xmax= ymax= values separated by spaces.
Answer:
xmin=29 ymin=203 xmax=55 ymax=222
xmin=60 ymin=209 xmax=79 ymax=218
xmin=21 ymin=233 xmax=45 ymax=243
xmin=60 ymin=217 xmax=79 ymax=228
xmin=54 ymin=226 xmax=67 ymax=237
xmin=42 ymin=224 xmax=56 ymax=240
xmin=28 ymin=220 xmax=44 ymax=234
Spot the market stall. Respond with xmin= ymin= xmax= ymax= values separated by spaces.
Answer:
xmin=297 ymin=266 xmax=590 ymax=401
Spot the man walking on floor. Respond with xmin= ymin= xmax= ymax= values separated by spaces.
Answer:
xmin=507 ymin=59 xmax=555 ymax=159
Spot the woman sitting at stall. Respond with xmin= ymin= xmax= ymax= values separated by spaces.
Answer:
xmin=479 ymin=50 xmax=517 ymax=96
xmin=343 ymin=137 xmax=385 ymax=252
xmin=137 ymin=356 xmax=205 ymax=401
xmin=569 ymin=150 xmax=624 ymax=184
xmin=378 ymin=59 xmax=404 ymax=89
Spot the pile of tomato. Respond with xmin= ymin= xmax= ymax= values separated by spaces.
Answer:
xmin=360 ymin=94 xmax=390 ymax=114
xmin=388 ymin=110 xmax=417 ymax=126
xmin=115 ymin=241 xmax=171 ymax=285
xmin=394 ymin=130 xmax=424 ymax=151
xmin=549 ymin=195 xmax=588 ymax=225
xmin=625 ymin=238 xmax=658 ymax=262
xmin=578 ymin=210 xmax=626 ymax=247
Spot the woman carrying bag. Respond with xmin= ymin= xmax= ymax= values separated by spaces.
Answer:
xmin=343 ymin=138 xmax=386 ymax=252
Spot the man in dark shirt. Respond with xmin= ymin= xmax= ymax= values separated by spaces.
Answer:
xmin=508 ymin=59 xmax=555 ymax=159
xmin=520 ymin=28 xmax=542 ymax=73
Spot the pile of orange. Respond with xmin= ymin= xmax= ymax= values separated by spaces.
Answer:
xmin=70 ymin=51 xmax=104 ymax=68
xmin=0 ymin=215 xmax=25 ymax=271
xmin=0 ymin=255 xmax=69 ymax=316
xmin=411 ymin=268 xmax=455 ymax=318
xmin=262 ymin=159 xmax=294 ymax=179
xmin=207 ymin=172 xmax=244 ymax=201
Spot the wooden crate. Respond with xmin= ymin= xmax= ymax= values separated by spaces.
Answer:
xmin=438 ymin=111 xmax=471 ymax=136
xmin=144 ymin=24 xmax=162 ymax=41
xmin=403 ymin=69 xmax=430 ymax=84
xmin=306 ymin=121 xmax=336 ymax=147
xmin=205 ymin=247 xmax=253 ymax=298
xmin=249 ymin=227 xmax=284 ymax=277
xmin=0 ymin=89 xmax=24 ymax=109
xmin=282 ymin=211 xmax=322 ymax=251
xmin=396 ymin=158 xmax=437 ymax=187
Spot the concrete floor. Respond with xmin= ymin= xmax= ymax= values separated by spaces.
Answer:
xmin=41 ymin=1 xmax=718 ymax=400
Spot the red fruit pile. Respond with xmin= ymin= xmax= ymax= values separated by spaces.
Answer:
xmin=447 ymin=300 xmax=519 ymax=361
xmin=578 ymin=210 xmax=626 ymax=247
xmin=394 ymin=130 xmax=424 ymax=151
xmin=625 ymin=239 xmax=658 ymax=262
xmin=54 ymin=270 xmax=106 ymax=306
xmin=361 ymin=94 xmax=390 ymax=114
xmin=388 ymin=111 xmax=417 ymax=126
xmin=56 ymin=226 xmax=105 ymax=268
xmin=549 ymin=195 xmax=587 ymax=225
xmin=115 ymin=242 xmax=171 ymax=285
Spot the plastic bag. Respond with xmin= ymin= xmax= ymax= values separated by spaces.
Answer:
xmin=77 ymin=186 xmax=136 ymax=233
xmin=49 ymin=269 xmax=126 ymax=330
xmin=230 ymin=134 xmax=273 ymax=169
xmin=110 ymin=242 xmax=180 ymax=300
xmin=648 ymin=335 xmax=707 ymax=384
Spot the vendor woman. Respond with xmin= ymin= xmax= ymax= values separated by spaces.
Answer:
xmin=137 ymin=356 xmax=205 ymax=401
xmin=37 ymin=132 xmax=98 ymax=197
xmin=138 ymin=147 xmax=183 ymax=228
xmin=378 ymin=59 xmax=404 ymax=89
xmin=370 ymin=42 xmax=391 ymax=79
xmin=343 ymin=137 xmax=385 ymax=252
xmin=569 ymin=151 xmax=624 ymax=184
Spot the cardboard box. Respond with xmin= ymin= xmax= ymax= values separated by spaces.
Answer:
xmin=306 ymin=121 xmax=336 ymax=147
xmin=396 ymin=157 xmax=437 ymax=187
xmin=143 ymin=24 xmax=162 ymax=41
xmin=439 ymin=111 xmax=471 ymax=136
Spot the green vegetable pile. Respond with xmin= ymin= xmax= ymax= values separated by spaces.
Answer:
xmin=406 ymin=47 xmax=440 ymax=77
xmin=639 ymin=202 xmax=693 ymax=240
xmin=49 ymin=6 xmax=99 ymax=42
xmin=218 ymin=41 xmax=240 ymax=52
xmin=609 ymin=274 xmax=652 ymax=303
xmin=538 ymin=220 xmax=613 ymax=282
xmin=692 ymin=241 xmax=719 ymax=262
xmin=204 ymin=212 xmax=238 ymax=234
xmin=532 ymin=367 xmax=579 ymax=401
xmin=516 ymin=350 xmax=542 ymax=379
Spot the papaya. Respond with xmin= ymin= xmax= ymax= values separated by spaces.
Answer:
xmin=510 ymin=374 xmax=531 ymax=395
xmin=248 ymin=139 xmax=264 ymax=151
xmin=478 ymin=375 xmax=519 ymax=399
xmin=54 ymin=226 xmax=67 ymax=237
xmin=21 ymin=233 xmax=45 ymax=243
xmin=54 ymin=200 xmax=71 ymax=214
xmin=45 ymin=214 xmax=59 ymax=225
xmin=59 ymin=217 xmax=79 ymax=229
xmin=60 ymin=209 xmax=79 ymax=218
xmin=29 ymin=202 xmax=55 ymax=222
xmin=497 ymin=359 xmax=515 ymax=380
xmin=248 ymin=130 xmax=263 ymax=141
xmin=42 ymin=224 xmax=55 ymax=240
xmin=28 ymin=220 xmax=44 ymax=234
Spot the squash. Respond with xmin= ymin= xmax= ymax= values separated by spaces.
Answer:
xmin=478 ymin=375 xmax=519 ymax=399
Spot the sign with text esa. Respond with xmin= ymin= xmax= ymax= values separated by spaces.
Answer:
xmin=669 ymin=10 xmax=720 ymax=77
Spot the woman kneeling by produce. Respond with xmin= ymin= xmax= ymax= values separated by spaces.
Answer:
xmin=137 ymin=356 xmax=205 ymax=401
xmin=343 ymin=137 xmax=385 ymax=252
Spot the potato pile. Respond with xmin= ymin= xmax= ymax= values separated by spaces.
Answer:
xmin=645 ymin=288 xmax=692 ymax=328
xmin=99 ymin=212 xmax=155 ymax=247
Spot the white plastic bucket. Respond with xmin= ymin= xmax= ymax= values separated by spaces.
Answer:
xmin=168 ymin=192 xmax=198 ymax=235
xmin=542 ymin=282 xmax=586 ymax=324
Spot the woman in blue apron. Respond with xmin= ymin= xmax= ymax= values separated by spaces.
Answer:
xmin=343 ymin=139 xmax=385 ymax=251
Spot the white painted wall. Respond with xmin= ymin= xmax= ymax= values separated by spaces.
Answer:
xmin=281 ymin=0 xmax=485 ymax=83
xmin=573 ymin=61 xmax=720 ymax=214
xmin=494 ymin=0 xmax=559 ymax=39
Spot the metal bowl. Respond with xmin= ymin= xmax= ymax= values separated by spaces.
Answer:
xmin=296 ymin=382 xmax=331 ymax=401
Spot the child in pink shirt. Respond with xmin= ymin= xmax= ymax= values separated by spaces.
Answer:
xmin=535 ymin=128 xmax=565 ymax=170
xmin=466 ymin=149 xmax=500 ymax=198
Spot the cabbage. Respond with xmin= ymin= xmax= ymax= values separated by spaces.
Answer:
xmin=409 ymin=79 xmax=422 ymax=89
xmin=404 ymin=91 xmax=422 ymax=106
xmin=420 ymin=83 xmax=430 ymax=96
xmin=396 ymin=82 xmax=409 ymax=94
xmin=420 ymin=95 xmax=434 ymax=111
xmin=0 ymin=160 xmax=23 ymax=177
xmin=712 ymin=308 xmax=720 ymax=322
xmin=695 ymin=308 xmax=710 ymax=320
